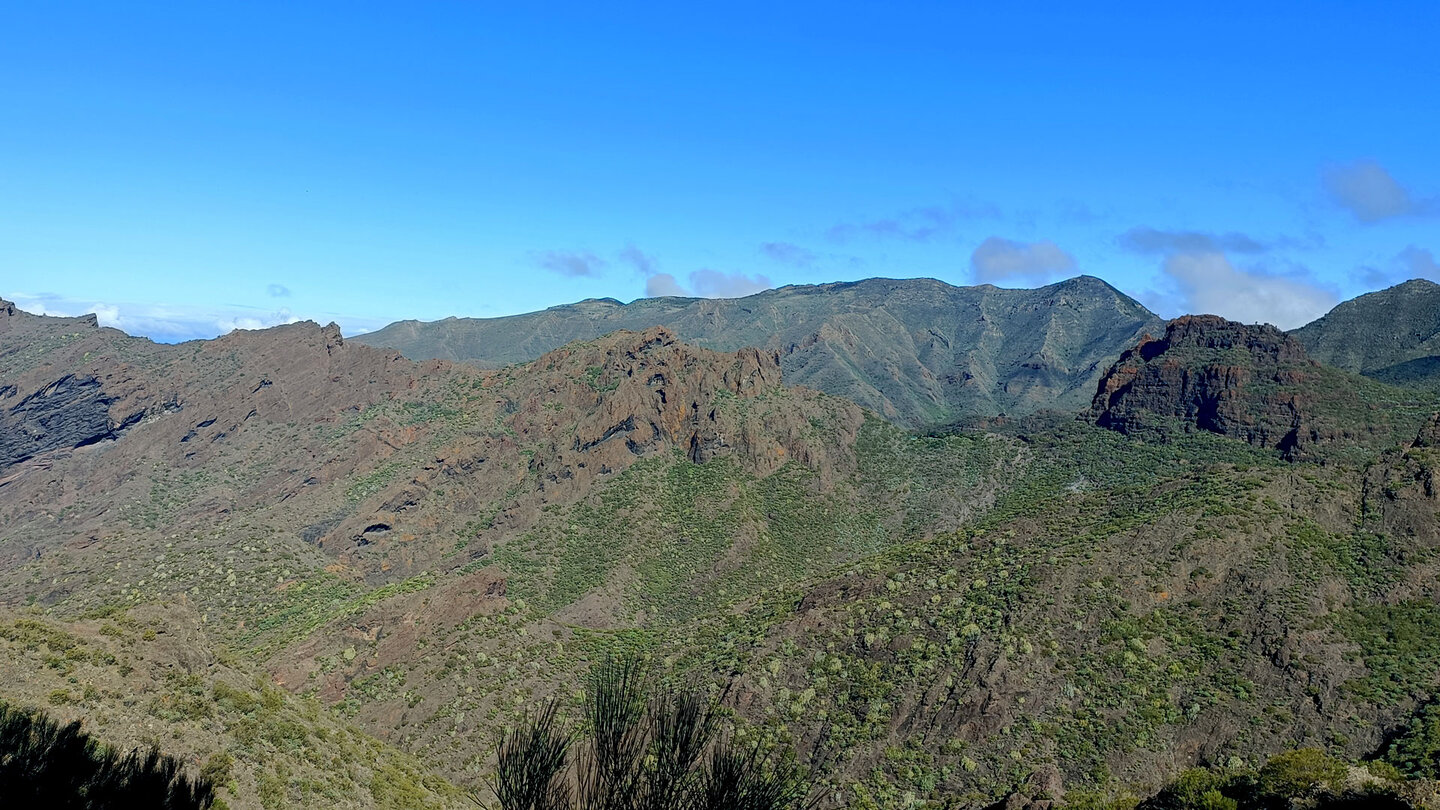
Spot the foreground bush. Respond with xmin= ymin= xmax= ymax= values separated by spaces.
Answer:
xmin=1135 ymin=748 xmax=1411 ymax=810
xmin=495 ymin=654 xmax=811 ymax=810
xmin=0 ymin=701 xmax=214 ymax=809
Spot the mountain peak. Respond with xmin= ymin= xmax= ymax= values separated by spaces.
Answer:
xmin=0 ymin=299 xmax=105 ymax=335
xmin=551 ymin=296 xmax=628 ymax=312
xmin=1047 ymin=274 xmax=1117 ymax=292
xmin=1161 ymin=314 xmax=1300 ymax=358
xmin=1392 ymin=277 xmax=1440 ymax=292
xmin=1294 ymin=278 xmax=1440 ymax=384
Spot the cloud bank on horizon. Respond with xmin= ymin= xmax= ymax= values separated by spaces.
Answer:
xmin=5 ymin=292 xmax=387 ymax=343
xmin=970 ymin=237 xmax=1077 ymax=285
xmin=643 ymin=269 xmax=772 ymax=299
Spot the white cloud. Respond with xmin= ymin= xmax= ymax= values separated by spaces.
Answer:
xmin=218 ymin=309 xmax=300 ymax=333
xmin=760 ymin=241 xmax=817 ymax=268
xmin=642 ymin=269 xmax=772 ymax=299
xmin=617 ymin=244 xmax=657 ymax=276
xmin=970 ymin=237 xmax=1077 ymax=284
xmin=5 ymin=293 xmax=329 ymax=342
xmin=688 ymin=269 xmax=771 ymax=298
xmin=1160 ymin=252 xmax=1337 ymax=330
xmin=266 ymin=283 xmax=291 ymax=297
xmin=534 ymin=249 xmax=607 ymax=277
xmin=1359 ymin=246 xmax=1440 ymax=289
xmin=644 ymin=273 xmax=689 ymax=297
xmin=1322 ymin=160 xmax=1433 ymax=223
xmin=1399 ymin=246 xmax=1440 ymax=281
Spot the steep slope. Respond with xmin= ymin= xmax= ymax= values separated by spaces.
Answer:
xmin=656 ymin=420 xmax=1440 ymax=805
xmin=1293 ymin=279 xmax=1440 ymax=388
xmin=0 ymin=299 xmax=857 ymax=594
xmin=354 ymin=276 xmax=1164 ymax=428
xmin=0 ymin=604 xmax=465 ymax=810
xmin=0 ymin=301 xmax=1023 ymax=804
xmin=1091 ymin=315 xmax=1435 ymax=459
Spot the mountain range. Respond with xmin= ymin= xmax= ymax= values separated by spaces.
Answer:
xmin=354 ymin=276 xmax=1164 ymax=429
xmin=5 ymin=277 xmax=1440 ymax=809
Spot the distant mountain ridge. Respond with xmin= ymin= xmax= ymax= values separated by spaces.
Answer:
xmin=1292 ymin=278 xmax=1440 ymax=388
xmin=355 ymin=276 xmax=1164 ymax=428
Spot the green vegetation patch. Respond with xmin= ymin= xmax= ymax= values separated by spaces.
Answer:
xmin=237 ymin=572 xmax=434 ymax=658
xmin=1333 ymin=600 xmax=1440 ymax=705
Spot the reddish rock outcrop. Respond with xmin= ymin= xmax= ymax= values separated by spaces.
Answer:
xmin=1090 ymin=315 xmax=1422 ymax=458
xmin=0 ymin=305 xmax=864 ymax=594
xmin=312 ymin=327 xmax=863 ymax=574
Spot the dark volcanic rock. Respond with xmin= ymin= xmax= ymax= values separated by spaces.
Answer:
xmin=1412 ymin=413 xmax=1440 ymax=449
xmin=0 ymin=374 xmax=120 ymax=470
xmin=1092 ymin=315 xmax=1434 ymax=458
xmin=1092 ymin=316 xmax=1311 ymax=451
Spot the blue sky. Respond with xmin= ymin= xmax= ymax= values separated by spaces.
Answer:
xmin=2 ymin=1 xmax=1438 ymax=341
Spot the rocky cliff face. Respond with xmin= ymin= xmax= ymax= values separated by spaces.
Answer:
xmin=1091 ymin=315 xmax=1434 ymax=458
xmin=520 ymin=328 xmax=795 ymax=470
xmin=509 ymin=328 xmax=858 ymax=493
xmin=0 ymin=374 xmax=123 ymax=469
xmin=0 ymin=299 xmax=435 ymax=475
xmin=0 ymin=301 xmax=459 ymax=589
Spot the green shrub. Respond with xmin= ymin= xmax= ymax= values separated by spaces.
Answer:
xmin=212 ymin=681 xmax=260 ymax=714
xmin=1256 ymin=749 xmax=1347 ymax=803
xmin=1385 ymin=701 xmax=1440 ymax=778
xmin=1333 ymin=601 xmax=1440 ymax=704
xmin=1140 ymin=766 xmax=1253 ymax=810
xmin=200 ymin=751 xmax=233 ymax=787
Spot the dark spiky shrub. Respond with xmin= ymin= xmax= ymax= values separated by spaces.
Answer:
xmin=496 ymin=700 xmax=572 ymax=810
xmin=0 ymin=701 xmax=214 ymax=809
xmin=495 ymin=654 xmax=810 ymax=810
